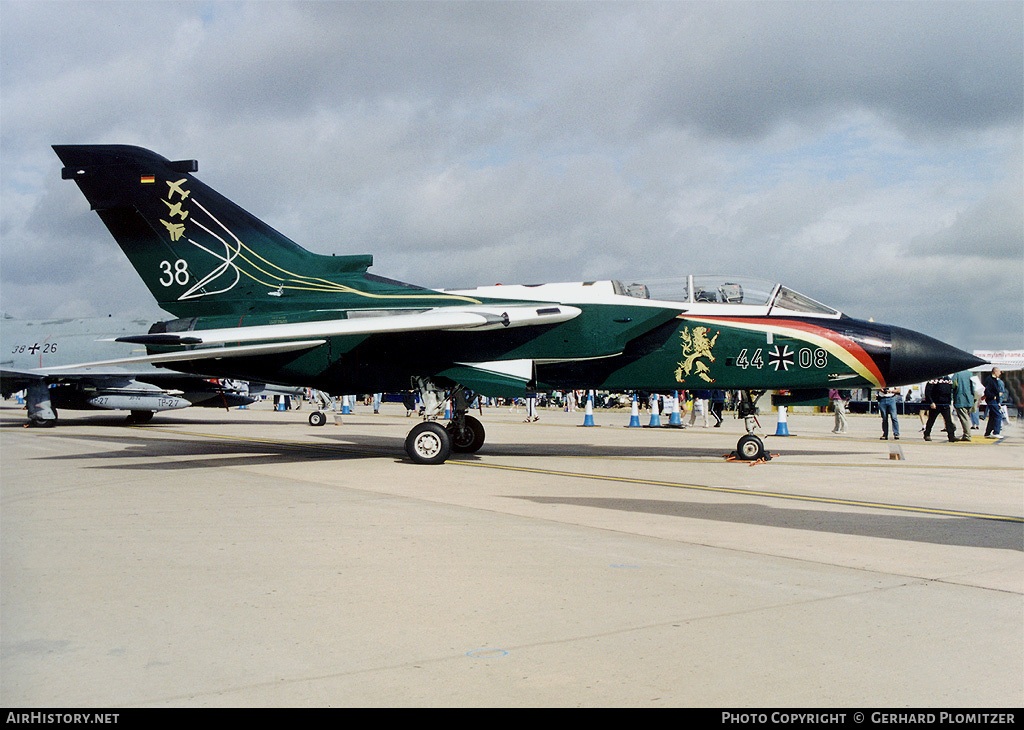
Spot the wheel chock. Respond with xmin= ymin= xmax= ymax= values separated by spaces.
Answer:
xmin=724 ymin=451 xmax=778 ymax=464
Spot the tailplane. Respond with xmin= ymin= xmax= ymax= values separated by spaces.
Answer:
xmin=53 ymin=145 xmax=447 ymax=318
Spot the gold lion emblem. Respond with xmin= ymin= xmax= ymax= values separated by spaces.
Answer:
xmin=675 ymin=326 xmax=718 ymax=383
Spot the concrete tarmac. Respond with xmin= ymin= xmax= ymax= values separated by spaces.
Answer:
xmin=2 ymin=400 xmax=1021 ymax=707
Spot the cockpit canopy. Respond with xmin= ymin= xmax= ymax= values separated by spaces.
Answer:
xmin=616 ymin=276 xmax=840 ymax=316
xmin=446 ymin=276 xmax=841 ymax=317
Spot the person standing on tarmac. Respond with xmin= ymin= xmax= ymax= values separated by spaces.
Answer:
xmin=983 ymin=368 xmax=1006 ymax=439
xmin=876 ymin=386 xmax=900 ymax=440
xmin=829 ymin=388 xmax=848 ymax=434
xmin=951 ymin=369 xmax=976 ymax=441
xmin=710 ymin=389 xmax=726 ymax=427
xmin=922 ymin=375 xmax=957 ymax=442
xmin=524 ymin=392 xmax=539 ymax=422
xmin=689 ymin=389 xmax=710 ymax=427
xmin=970 ymin=373 xmax=985 ymax=430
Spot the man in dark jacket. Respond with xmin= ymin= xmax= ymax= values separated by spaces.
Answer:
xmin=983 ymin=368 xmax=1006 ymax=438
xmin=923 ymin=375 xmax=956 ymax=442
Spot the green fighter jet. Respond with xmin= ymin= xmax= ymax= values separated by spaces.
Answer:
xmin=53 ymin=145 xmax=984 ymax=464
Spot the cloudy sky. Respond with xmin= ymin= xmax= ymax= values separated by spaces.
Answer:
xmin=1 ymin=0 xmax=1021 ymax=352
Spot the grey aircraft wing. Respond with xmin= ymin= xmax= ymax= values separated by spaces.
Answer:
xmin=1 ymin=315 xmax=255 ymax=425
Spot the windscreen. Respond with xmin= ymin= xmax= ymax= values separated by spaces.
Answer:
xmin=772 ymin=287 xmax=838 ymax=315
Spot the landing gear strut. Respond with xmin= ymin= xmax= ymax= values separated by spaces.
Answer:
xmin=25 ymin=382 xmax=57 ymax=427
xmin=405 ymin=381 xmax=486 ymax=464
xmin=306 ymin=390 xmax=334 ymax=426
xmin=733 ymin=390 xmax=769 ymax=461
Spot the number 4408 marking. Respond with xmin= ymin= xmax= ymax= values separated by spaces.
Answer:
xmin=736 ymin=347 xmax=827 ymax=369
xmin=159 ymin=259 xmax=189 ymax=286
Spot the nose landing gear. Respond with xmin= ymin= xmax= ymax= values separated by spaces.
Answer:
xmin=732 ymin=390 xmax=770 ymax=462
xmin=736 ymin=433 xmax=767 ymax=461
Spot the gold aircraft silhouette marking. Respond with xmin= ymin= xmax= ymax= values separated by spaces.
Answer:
xmin=166 ymin=179 xmax=191 ymax=201
xmin=161 ymin=220 xmax=187 ymax=241
xmin=162 ymin=199 xmax=189 ymax=220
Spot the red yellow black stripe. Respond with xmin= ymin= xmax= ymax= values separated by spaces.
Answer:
xmin=680 ymin=315 xmax=887 ymax=387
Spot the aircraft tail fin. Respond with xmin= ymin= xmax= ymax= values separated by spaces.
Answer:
xmin=53 ymin=145 xmax=447 ymax=318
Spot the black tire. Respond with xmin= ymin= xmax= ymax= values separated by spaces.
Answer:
xmin=405 ymin=422 xmax=452 ymax=465
xmin=736 ymin=434 xmax=766 ymax=461
xmin=127 ymin=410 xmax=155 ymax=424
xmin=447 ymin=415 xmax=486 ymax=453
xmin=308 ymin=411 xmax=327 ymax=427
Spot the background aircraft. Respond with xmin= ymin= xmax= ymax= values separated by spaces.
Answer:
xmin=1 ymin=314 xmax=254 ymax=425
xmin=52 ymin=144 xmax=984 ymax=462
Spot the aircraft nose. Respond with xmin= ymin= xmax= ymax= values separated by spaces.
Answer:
xmin=887 ymin=326 xmax=987 ymax=385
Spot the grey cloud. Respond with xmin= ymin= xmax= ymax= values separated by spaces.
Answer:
xmin=908 ymin=191 xmax=1024 ymax=261
xmin=9 ymin=2 xmax=1019 ymax=147
xmin=636 ymin=2 xmax=1023 ymax=139
xmin=1 ymin=0 xmax=1021 ymax=350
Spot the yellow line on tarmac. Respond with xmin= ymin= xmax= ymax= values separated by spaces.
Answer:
xmin=131 ymin=427 xmax=390 ymax=456
xmin=447 ymin=460 xmax=1024 ymax=524
xmin=133 ymin=426 xmax=1022 ymax=523
xmin=482 ymin=451 xmax=1019 ymax=470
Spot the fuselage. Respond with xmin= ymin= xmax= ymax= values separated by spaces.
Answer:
xmin=148 ymin=276 xmax=970 ymax=397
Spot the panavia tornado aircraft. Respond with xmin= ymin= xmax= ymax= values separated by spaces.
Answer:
xmin=1 ymin=314 xmax=255 ymax=425
xmin=52 ymin=144 xmax=984 ymax=463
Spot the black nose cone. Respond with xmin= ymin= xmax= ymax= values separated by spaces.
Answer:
xmin=888 ymin=326 xmax=987 ymax=386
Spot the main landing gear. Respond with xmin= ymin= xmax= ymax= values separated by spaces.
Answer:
xmin=308 ymin=410 xmax=328 ymax=427
xmin=404 ymin=411 xmax=486 ymax=465
xmin=25 ymin=382 xmax=57 ymax=427
xmin=302 ymin=384 xmax=483 ymax=464
xmin=404 ymin=383 xmax=485 ymax=465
